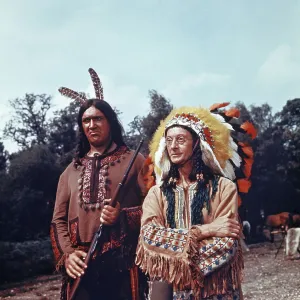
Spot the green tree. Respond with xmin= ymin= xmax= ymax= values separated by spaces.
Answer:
xmin=48 ymin=102 xmax=80 ymax=166
xmin=0 ymin=141 xmax=8 ymax=171
xmin=277 ymin=99 xmax=300 ymax=207
xmin=125 ymin=90 xmax=173 ymax=154
xmin=3 ymin=94 xmax=51 ymax=148
xmin=0 ymin=146 xmax=61 ymax=241
xmin=236 ymin=100 xmax=300 ymax=233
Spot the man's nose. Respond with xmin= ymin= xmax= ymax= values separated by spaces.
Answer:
xmin=89 ymin=119 xmax=96 ymax=128
xmin=170 ymin=140 xmax=178 ymax=149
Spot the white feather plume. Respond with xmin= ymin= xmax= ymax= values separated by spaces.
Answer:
xmin=230 ymin=151 xmax=242 ymax=168
xmin=211 ymin=113 xmax=225 ymax=123
xmin=229 ymin=137 xmax=238 ymax=151
xmin=200 ymin=141 xmax=226 ymax=177
xmin=223 ymin=161 xmax=236 ymax=180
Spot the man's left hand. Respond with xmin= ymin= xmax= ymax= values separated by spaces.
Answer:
xmin=100 ymin=200 xmax=121 ymax=225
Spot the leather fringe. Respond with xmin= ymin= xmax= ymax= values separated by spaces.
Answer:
xmin=201 ymin=242 xmax=244 ymax=298
xmin=136 ymin=230 xmax=244 ymax=300
xmin=136 ymin=227 xmax=203 ymax=292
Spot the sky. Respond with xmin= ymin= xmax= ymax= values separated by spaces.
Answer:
xmin=0 ymin=0 xmax=300 ymax=153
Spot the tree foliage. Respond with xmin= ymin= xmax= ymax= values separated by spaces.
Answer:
xmin=0 ymin=146 xmax=61 ymax=241
xmin=3 ymin=94 xmax=51 ymax=148
xmin=0 ymin=141 xmax=8 ymax=172
xmin=236 ymin=100 xmax=300 ymax=230
xmin=125 ymin=90 xmax=173 ymax=154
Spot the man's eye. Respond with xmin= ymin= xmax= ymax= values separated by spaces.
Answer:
xmin=83 ymin=118 xmax=90 ymax=123
xmin=177 ymin=138 xmax=185 ymax=143
xmin=95 ymin=117 xmax=103 ymax=121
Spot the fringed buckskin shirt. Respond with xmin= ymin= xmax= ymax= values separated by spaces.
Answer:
xmin=50 ymin=146 xmax=145 ymax=298
xmin=136 ymin=177 xmax=244 ymax=300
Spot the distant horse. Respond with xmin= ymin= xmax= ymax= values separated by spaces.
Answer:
xmin=265 ymin=212 xmax=289 ymax=229
xmin=265 ymin=212 xmax=300 ymax=242
xmin=265 ymin=212 xmax=289 ymax=243
xmin=266 ymin=212 xmax=300 ymax=229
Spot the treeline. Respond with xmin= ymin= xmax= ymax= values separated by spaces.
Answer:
xmin=0 ymin=91 xmax=299 ymax=283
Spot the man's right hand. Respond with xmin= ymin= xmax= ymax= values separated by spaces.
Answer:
xmin=201 ymin=210 xmax=241 ymax=239
xmin=65 ymin=250 xmax=87 ymax=279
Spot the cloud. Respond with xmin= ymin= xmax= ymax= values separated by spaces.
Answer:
xmin=161 ymin=73 xmax=231 ymax=106
xmin=257 ymin=44 xmax=300 ymax=85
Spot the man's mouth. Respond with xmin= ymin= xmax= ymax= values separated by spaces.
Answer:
xmin=89 ymin=132 xmax=100 ymax=136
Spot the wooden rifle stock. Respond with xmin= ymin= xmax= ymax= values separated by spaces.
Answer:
xmin=68 ymin=139 xmax=144 ymax=300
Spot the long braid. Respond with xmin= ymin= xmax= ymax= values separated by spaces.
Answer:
xmin=190 ymin=147 xmax=219 ymax=225
xmin=161 ymin=163 xmax=179 ymax=228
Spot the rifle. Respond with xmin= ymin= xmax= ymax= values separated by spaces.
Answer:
xmin=68 ymin=139 xmax=144 ymax=300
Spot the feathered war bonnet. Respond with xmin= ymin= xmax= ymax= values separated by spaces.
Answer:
xmin=58 ymin=68 xmax=104 ymax=103
xmin=148 ymin=102 xmax=257 ymax=201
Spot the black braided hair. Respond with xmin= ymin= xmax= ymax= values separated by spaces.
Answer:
xmin=161 ymin=163 xmax=179 ymax=229
xmin=73 ymin=99 xmax=126 ymax=168
xmin=190 ymin=145 xmax=221 ymax=225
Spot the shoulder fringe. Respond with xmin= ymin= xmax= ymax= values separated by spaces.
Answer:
xmin=135 ymin=227 xmax=204 ymax=292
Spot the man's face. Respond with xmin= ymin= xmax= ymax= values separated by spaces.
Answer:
xmin=166 ymin=127 xmax=194 ymax=165
xmin=82 ymin=106 xmax=111 ymax=147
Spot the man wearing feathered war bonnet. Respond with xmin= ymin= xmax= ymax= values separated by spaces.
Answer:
xmin=50 ymin=68 xmax=147 ymax=300
xmin=136 ymin=103 xmax=257 ymax=299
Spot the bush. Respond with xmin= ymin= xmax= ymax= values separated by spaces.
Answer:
xmin=0 ymin=238 xmax=55 ymax=284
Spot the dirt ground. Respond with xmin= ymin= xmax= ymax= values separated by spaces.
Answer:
xmin=0 ymin=242 xmax=299 ymax=300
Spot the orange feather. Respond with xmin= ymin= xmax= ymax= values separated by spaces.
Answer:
xmin=241 ymin=121 xmax=257 ymax=139
xmin=209 ymin=102 xmax=230 ymax=111
xmin=225 ymin=108 xmax=240 ymax=118
xmin=144 ymin=156 xmax=153 ymax=166
xmin=146 ymin=176 xmax=155 ymax=190
xmin=243 ymin=158 xmax=253 ymax=178
xmin=238 ymin=195 xmax=242 ymax=207
xmin=239 ymin=142 xmax=254 ymax=158
xmin=242 ymin=145 xmax=254 ymax=158
xmin=237 ymin=178 xmax=252 ymax=193
xmin=141 ymin=156 xmax=156 ymax=191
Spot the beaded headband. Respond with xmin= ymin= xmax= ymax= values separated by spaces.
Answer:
xmin=165 ymin=112 xmax=215 ymax=149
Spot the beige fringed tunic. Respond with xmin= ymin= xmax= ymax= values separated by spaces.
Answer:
xmin=136 ymin=177 xmax=244 ymax=300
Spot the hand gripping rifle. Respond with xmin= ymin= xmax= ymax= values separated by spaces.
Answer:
xmin=68 ymin=139 xmax=144 ymax=300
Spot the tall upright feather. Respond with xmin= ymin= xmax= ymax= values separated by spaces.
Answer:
xmin=88 ymin=68 xmax=104 ymax=100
